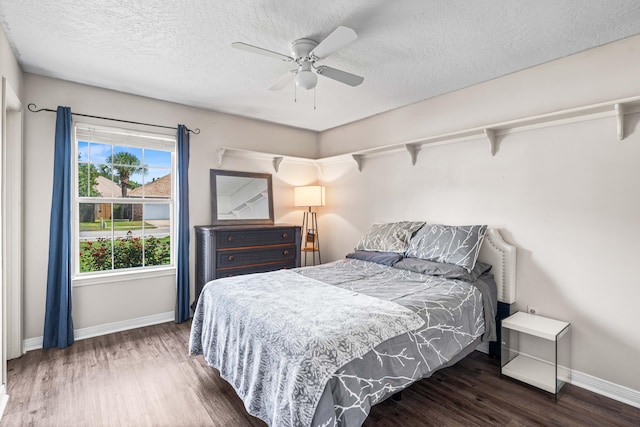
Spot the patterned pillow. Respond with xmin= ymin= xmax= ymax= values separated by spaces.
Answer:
xmin=354 ymin=221 xmax=425 ymax=254
xmin=405 ymin=224 xmax=488 ymax=272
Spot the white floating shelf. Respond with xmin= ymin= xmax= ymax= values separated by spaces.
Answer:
xmin=216 ymin=96 xmax=640 ymax=172
xmin=502 ymin=354 xmax=557 ymax=394
xmin=501 ymin=311 xmax=569 ymax=341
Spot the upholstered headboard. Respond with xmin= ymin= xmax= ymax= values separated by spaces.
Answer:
xmin=478 ymin=228 xmax=516 ymax=304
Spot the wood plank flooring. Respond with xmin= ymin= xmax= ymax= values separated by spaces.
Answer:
xmin=2 ymin=321 xmax=638 ymax=426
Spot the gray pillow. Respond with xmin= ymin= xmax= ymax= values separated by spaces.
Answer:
xmin=345 ymin=251 xmax=403 ymax=266
xmin=354 ymin=221 xmax=425 ymax=254
xmin=405 ymin=224 xmax=488 ymax=272
xmin=394 ymin=258 xmax=492 ymax=282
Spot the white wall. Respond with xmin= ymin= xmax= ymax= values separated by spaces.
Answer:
xmin=0 ymin=25 xmax=23 ymax=98
xmin=316 ymin=35 xmax=640 ymax=392
xmin=1 ymin=23 xmax=24 ymax=408
xmin=23 ymin=74 xmax=317 ymax=340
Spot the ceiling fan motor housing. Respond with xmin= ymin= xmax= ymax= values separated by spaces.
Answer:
xmin=290 ymin=39 xmax=320 ymax=90
xmin=290 ymin=38 xmax=318 ymax=62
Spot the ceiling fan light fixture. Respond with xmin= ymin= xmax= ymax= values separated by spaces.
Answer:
xmin=294 ymin=69 xmax=317 ymax=90
xmin=232 ymin=26 xmax=363 ymax=92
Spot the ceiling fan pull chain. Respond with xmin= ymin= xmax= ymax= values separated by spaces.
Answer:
xmin=294 ymin=83 xmax=297 ymax=103
xmin=314 ymin=86 xmax=317 ymax=110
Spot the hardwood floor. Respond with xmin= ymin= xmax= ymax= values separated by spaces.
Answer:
xmin=2 ymin=321 xmax=638 ymax=426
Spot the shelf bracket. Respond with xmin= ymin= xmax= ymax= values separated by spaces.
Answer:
xmin=405 ymin=144 xmax=418 ymax=165
xmin=217 ymin=147 xmax=226 ymax=167
xmin=272 ymin=156 xmax=284 ymax=173
xmin=485 ymin=128 xmax=498 ymax=156
xmin=615 ymin=103 xmax=625 ymax=141
xmin=352 ymin=154 xmax=364 ymax=172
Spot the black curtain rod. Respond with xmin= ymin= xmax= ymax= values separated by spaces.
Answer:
xmin=27 ymin=103 xmax=200 ymax=134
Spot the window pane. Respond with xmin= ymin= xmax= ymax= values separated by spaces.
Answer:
xmin=114 ymin=232 xmax=143 ymax=269
xmin=78 ymin=163 xmax=89 ymax=197
xmin=125 ymin=169 xmax=144 ymax=198
xmin=78 ymin=141 xmax=89 ymax=163
xmin=143 ymin=204 xmax=171 ymax=266
xmin=79 ymin=238 xmax=113 ymax=272
xmin=79 ymin=203 xmax=113 ymax=234
xmin=113 ymin=146 xmax=143 ymax=165
xmin=144 ymin=149 xmax=171 ymax=169
xmin=113 ymin=203 xmax=134 ymax=223
xmin=143 ymin=169 xmax=172 ymax=198
xmin=79 ymin=203 xmax=113 ymax=272
xmin=93 ymin=168 xmax=116 ymax=198
xmin=113 ymin=203 xmax=143 ymax=269
xmin=111 ymin=147 xmax=143 ymax=198
xmin=89 ymin=142 xmax=111 ymax=164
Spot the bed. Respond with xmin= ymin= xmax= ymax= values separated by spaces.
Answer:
xmin=190 ymin=224 xmax=516 ymax=427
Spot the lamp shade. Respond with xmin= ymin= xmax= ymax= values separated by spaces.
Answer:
xmin=294 ymin=185 xmax=325 ymax=207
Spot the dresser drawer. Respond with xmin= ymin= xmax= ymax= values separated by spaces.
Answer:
xmin=217 ymin=245 xmax=296 ymax=267
xmin=216 ymin=260 xmax=296 ymax=278
xmin=216 ymin=228 xmax=296 ymax=248
xmin=193 ymin=224 xmax=301 ymax=310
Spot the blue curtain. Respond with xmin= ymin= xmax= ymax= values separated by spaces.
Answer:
xmin=43 ymin=107 xmax=74 ymax=349
xmin=176 ymin=125 xmax=191 ymax=322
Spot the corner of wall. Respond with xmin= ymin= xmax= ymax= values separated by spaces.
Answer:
xmin=0 ymin=23 xmax=24 ymax=100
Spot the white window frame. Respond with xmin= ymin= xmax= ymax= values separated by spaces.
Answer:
xmin=72 ymin=122 xmax=177 ymax=285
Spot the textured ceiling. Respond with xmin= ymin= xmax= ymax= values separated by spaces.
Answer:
xmin=2 ymin=0 xmax=640 ymax=131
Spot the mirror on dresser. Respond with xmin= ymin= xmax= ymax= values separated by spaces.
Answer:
xmin=194 ymin=169 xmax=300 ymax=309
xmin=210 ymin=169 xmax=274 ymax=226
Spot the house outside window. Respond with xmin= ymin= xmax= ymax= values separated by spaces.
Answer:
xmin=74 ymin=123 xmax=176 ymax=276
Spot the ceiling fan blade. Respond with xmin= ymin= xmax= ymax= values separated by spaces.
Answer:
xmin=316 ymin=66 xmax=364 ymax=87
xmin=231 ymin=42 xmax=294 ymax=62
xmin=310 ymin=26 xmax=358 ymax=59
xmin=269 ymin=71 xmax=295 ymax=91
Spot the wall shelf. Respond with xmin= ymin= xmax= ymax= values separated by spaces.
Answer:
xmin=216 ymin=95 xmax=640 ymax=173
xmin=216 ymin=147 xmax=318 ymax=173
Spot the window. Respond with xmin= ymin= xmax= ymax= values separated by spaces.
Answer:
xmin=74 ymin=124 xmax=176 ymax=276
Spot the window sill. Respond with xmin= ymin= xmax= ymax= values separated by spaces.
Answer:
xmin=73 ymin=266 xmax=176 ymax=287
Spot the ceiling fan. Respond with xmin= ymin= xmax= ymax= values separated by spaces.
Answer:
xmin=232 ymin=26 xmax=364 ymax=91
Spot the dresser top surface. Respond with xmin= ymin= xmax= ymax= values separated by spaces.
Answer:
xmin=195 ymin=224 xmax=299 ymax=231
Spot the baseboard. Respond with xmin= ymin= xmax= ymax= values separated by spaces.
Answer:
xmin=23 ymin=311 xmax=175 ymax=352
xmin=0 ymin=385 xmax=9 ymax=421
xmin=475 ymin=342 xmax=640 ymax=409
xmin=571 ymin=369 xmax=640 ymax=409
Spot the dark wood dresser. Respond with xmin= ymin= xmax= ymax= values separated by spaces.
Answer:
xmin=193 ymin=224 xmax=301 ymax=309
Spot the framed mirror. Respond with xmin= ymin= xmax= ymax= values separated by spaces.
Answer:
xmin=210 ymin=169 xmax=274 ymax=226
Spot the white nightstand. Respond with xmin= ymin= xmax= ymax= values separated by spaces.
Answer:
xmin=501 ymin=311 xmax=571 ymax=399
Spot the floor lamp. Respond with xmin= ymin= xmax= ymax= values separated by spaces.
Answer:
xmin=294 ymin=185 xmax=325 ymax=266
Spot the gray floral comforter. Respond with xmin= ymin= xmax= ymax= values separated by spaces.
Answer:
xmin=190 ymin=268 xmax=425 ymax=427
xmin=190 ymin=259 xmax=496 ymax=427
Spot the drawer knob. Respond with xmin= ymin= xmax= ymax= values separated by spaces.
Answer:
xmin=282 ymin=233 xmax=288 ymax=239
xmin=283 ymin=250 xmax=289 ymax=256
xmin=227 ymin=235 xmax=234 ymax=242
xmin=228 ymin=255 xmax=235 ymax=261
